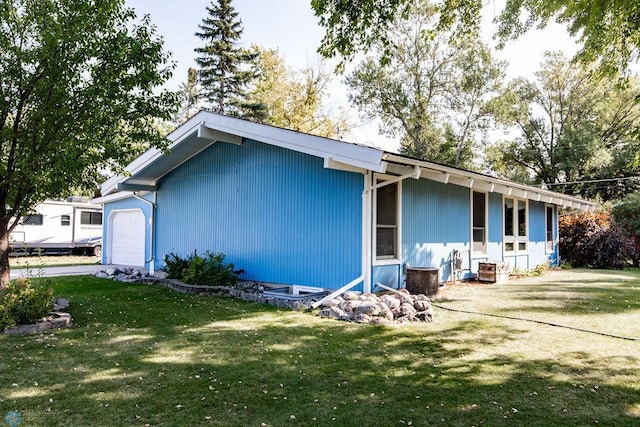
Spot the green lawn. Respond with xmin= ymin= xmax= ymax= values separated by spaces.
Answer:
xmin=0 ymin=270 xmax=639 ymax=426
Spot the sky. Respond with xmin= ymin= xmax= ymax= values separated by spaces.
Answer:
xmin=124 ymin=0 xmax=580 ymax=151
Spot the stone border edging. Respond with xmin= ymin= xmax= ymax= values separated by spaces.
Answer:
xmin=3 ymin=297 xmax=72 ymax=336
xmin=4 ymin=312 xmax=72 ymax=335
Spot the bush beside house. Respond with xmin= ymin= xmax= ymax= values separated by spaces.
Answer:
xmin=162 ymin=251 xmax=243 ymax=287
xmin=559 ymin=210 xmax=634 ymax=269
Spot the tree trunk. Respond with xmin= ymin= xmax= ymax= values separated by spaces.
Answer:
xmin=0 ymin=221 xmax=11 ymax=288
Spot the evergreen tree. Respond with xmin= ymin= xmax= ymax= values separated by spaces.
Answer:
xmin=173 ymin=67 xmax=202 ymax=124
xmin=194 ymin=0 xmax=265 ymax=119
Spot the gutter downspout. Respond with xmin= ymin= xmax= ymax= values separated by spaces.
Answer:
xmin=132 ymin=192 xmax=156 ymax=275
xmin=312 ymin=167 xmax=420 ymax=309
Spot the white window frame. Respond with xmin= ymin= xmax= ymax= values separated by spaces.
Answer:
xmin=471 ymin=191 xmax=488 ymax=255
xmin=545 ymin=204 xmax=555 ymax=254
xmin=503 ymin=196 xmax=528 ymax=254
xmin=373 ymin=174 xmax=402 ymax=266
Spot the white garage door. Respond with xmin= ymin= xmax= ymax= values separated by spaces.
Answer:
xmin=110 ymin=210 xmax=145 ymax=266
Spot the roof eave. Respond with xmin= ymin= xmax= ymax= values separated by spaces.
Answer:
xmin=382 ymin=153 xmax=595 ymax=210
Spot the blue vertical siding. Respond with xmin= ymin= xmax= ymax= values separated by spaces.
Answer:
xmin=154 ymin=139 xmax=362 ymax=289
xmin=386 ymin=178 xmax=471 ymax=286
xmin=529 ymin=200 xmax=558 ymax=266
xmin=101 ymin=195 xmax=153 ymax=266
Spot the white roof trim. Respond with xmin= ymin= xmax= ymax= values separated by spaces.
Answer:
xmin=92 ymin=191 xmax=136 ymax=205
xmin=101 ymin=111 xmax=386 ymax=196
xmin=383 ymin=153 xmax=594 ymax=210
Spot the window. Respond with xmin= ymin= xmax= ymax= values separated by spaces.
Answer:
xmin=375 ymin=179 xmax=399 ymax=260
xmin=504 ymin=197 xmax=527 ymax=253
xmin=472 ymin=191 xmax=487 ymax=253
xmin=61 ymin=215 xmax=70 ymax=226
xmin=81 ymin=211 xmax=102 ymax=225
xmin=504 ymin=198 xmax=514 ymax=236
xmin=21 ymin=214 xmax=43 ymax=225
xmin=545 ymin=205 xmax=554 ymax=252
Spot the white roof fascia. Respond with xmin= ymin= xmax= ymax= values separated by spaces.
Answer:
xmin=92 ymin=191 xmax=136 ymax=205
xmin=383 ymin=153 xmax=594 ymax=209
xmin=101 ymin=117 xmax=214 ymax=195
xmin=202 ymin=115 xmax=385 ymax=173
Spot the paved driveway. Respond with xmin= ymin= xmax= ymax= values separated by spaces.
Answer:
xmin=10 ymin=264 xmax=108 ymax=279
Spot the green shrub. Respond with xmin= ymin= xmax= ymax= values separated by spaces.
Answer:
xmin=0 ymin=279 xmax=54 ymax=331
xmin=162 ymin=250 xmax=243 ymax=286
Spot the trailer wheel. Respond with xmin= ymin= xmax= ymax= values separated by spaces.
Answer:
xmin=92 ymin=245 xmax=102 ymax=257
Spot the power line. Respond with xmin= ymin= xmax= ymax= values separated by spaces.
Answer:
xmin=545 ymin=176 xmax=640 ymax=186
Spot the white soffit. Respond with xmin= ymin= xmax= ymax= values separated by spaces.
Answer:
xmin=383 ymin=153 xmax=594 ymax=209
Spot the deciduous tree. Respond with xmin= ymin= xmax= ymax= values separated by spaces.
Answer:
xmin=311 ymin=0 xmax=481 ymax=69
xmin=345 ymin=1 xmax=504 ymax=168
xmin=248 ymin=47 xmax=347 ymax=138
xmin=313 ymin=0 xmax=640 ymax=75
xmin=486 ymin=51 xmax=640 ymax=199
xmin=0 ymin=0 xmax=177 ymax=286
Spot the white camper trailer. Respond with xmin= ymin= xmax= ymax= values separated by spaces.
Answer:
xmin=9 ymin=198 xmax=103 ymax=256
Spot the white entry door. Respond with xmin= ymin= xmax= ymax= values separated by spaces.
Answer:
xmin=109 ymin=210 xmax=145 ymax=266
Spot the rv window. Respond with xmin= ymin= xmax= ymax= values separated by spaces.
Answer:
xmin=80 ymin=211 xmax=102 ymax=225
xmin=21 ymin=214 xmax=43 ymax=225
xmin=61 ymin=215 xmax=71 ymax=226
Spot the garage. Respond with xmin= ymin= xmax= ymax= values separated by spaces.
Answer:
xmin=109 ymin=209 xmax=146 ymax=266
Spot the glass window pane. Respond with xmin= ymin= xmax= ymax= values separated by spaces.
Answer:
xmin=546 ymin=206 xmax=554 ymax=251
xmin=504 ymin=198 xmax=514 ymax=236
xmin=21 ymin=214 xmax=43 ymax=225
xmin=81 ymin=212 xmax=102 ymax=225
xmin=518 ymin=200 xmax=527 ymax=236
xmin=377 ymin=183 xmax=397 ymax=225
xmin=473 ymin=192 xmax=485 ymax=228
xmin=473 ymin=228 xmax=484 ymax=242
xmin=92 ymin=212 xmax=103 ymax=225
xmin=518 ymin=241 xmax=527 ymax=251
xmin=80 ymin=211 xmax=90 ymax=225
xmin=61 ymin=215 xmax=70 ymax=226
xmin=505 ymin=242 xmax=514 ymax=251
xmin=376 ymin=227 xmax=397 ymax=258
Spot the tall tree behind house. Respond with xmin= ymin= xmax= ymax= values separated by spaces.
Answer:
xmin=194 ymin=0 xmax=265 ymax=120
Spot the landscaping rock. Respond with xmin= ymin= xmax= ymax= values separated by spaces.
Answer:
xmin=318 ymin=306 xmax=347 ymax=320
xmin=316 ymin=289 xmax=435 ymax=324
xmin=342 ymin=291 xmax=361 ymax=301
xmin=413 ymin=299 xmax=430 ymax=311
xmin=354 ymin=302 xmax=381 ymax=317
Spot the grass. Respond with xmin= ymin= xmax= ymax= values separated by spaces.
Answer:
xmin=0 ymin=269 xmax=638 ymax=426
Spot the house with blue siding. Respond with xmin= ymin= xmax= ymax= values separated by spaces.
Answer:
xmin=94 ymin=111 xmax=593 ymax=295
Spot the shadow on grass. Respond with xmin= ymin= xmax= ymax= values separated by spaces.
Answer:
xmin=0 ymin=276 xmax=638 ymax=426
xmin=439 ymin=269 xmax=640 ymax=317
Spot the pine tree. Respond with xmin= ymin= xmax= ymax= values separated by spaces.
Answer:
xmin=194 ymin=0 xmax=265 ymax=119
xmin=173 ymin=67 xmax=202 ymax=124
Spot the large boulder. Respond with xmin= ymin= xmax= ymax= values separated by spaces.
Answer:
xmin=380 ymin=294 xmax=400 ymax=310
xmin=354 ymin=302 xmax=381 ymax=317
xmin=343 ymin=291 xmax=361 ymax=301
xmin=413 ymin=299 xmax=431 ymax=312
